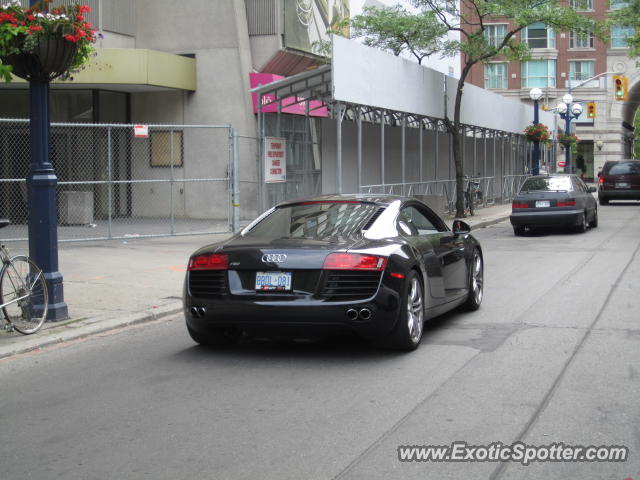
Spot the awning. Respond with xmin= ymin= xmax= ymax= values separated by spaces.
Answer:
xmin=3 ymin=48 xmax=196 ymax=92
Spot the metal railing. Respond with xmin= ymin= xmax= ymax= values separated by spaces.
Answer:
xmin=360 ymin=176 xmax=500 ymax=214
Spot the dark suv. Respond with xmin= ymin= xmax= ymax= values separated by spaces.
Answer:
xmin=598 ymin=159 xmax=640 ymax=205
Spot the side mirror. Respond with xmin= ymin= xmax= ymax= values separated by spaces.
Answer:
xmin=589 ymin=186 xmax=597 ymax=193
xmin=452 ymin=220 xmax=471 ymax=236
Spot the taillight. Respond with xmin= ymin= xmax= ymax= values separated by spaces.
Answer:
xmin=512 ymin=202 xmax=529 ymax=209
xmin=598 ymin=176 xmax=604 ymax=185
xmin=557 ymin=200 xmax=576 ymax=207
xmin=323 ymin=253 xmax=387 ymax=271
xmin=188 ymin=253 xmax=228 ymax=271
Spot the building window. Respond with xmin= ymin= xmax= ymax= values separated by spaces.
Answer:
xmin=521 ymin=60 xmax=556 ymax=88
xmin=523 ymin=22 xmax=555 ymax=49
xmin=610 ymin=0 xmax=629 ymax=9
xmin=484 ymin=63 xmax=508 ymax=89
xmin=570 ymin=0 xmax=593 ymax=9
xmin=569 ymin=29 xmax=594 ymax=49
xmin=611 ymin=25 xmax=634 ymax=48
xmin=569 ymin=61 xmax=595 ymax=81
xmin=485 ymin=24 xmax=507 ymax=48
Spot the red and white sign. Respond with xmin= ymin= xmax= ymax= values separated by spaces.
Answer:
xmin=558 ymin=161 xmax=567 ymax=168
xmin=264 ymin=137 xmax=286 ymax=183
xmin=134 ymin=125 xmax=149 ymax=138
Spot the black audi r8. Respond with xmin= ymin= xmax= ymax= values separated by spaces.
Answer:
xmin=184 ymin=194 xmax=483 ymax=351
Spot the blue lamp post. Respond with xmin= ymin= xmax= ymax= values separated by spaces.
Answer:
xmin=556 ymin=93 xmax=583 ymax=175
xmin=529 ymin=87 xmax=543 ymax=175
xmin=27 ymin=0 xmax=68 ymax=320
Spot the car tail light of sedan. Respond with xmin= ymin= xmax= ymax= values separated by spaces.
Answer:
xmin=188 ymin=253 xmax=229 ymax=271
xmin=323 ymin=253 xmax=387 ymax=271
xmin=598 ymin=176 xmax=604 ymax=185
xmin=557 ymin=200 xmax=576 ymax=207
xmin=512 ymin=202 xmax=529 ymax=209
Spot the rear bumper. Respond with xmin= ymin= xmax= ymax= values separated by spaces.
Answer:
xmin=184 ymin=286 xmax=402 ymax=340
xmin=510 ymin=209 xmax=583 ymax=227
xmin=598 ymin=189 xmax=640 ymax=200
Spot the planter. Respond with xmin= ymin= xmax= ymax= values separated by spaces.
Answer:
xmin=1 ymin=37 xmax=78 ymax=82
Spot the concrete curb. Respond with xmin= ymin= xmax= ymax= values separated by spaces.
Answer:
xmin=469 ymin=214 xmax=511 ymax=231
xmin=0 ymin=301 xmax=183 ymax=360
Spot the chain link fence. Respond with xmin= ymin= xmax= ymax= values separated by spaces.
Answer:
xmin=0 ymin=120 xmax=239 ymax=243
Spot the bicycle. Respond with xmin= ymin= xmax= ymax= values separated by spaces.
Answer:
xmin=464 ymin=175 xmax=483 ymax=216
xmin=0 ymin=219 xmax=48 ymax=334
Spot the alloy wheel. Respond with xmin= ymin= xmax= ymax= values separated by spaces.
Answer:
xmin=407 ymin=276 xmax=424 ymax=343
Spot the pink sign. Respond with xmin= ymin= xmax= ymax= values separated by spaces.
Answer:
xmin=250 ymin=73 xmax=328 ymax=117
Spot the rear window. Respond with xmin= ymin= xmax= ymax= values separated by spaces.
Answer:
xmin=520 ymin=176 xmax=573 ymax=192
xmin=603 ymin=161 xmax=640 ymax=176
xmin=244 ymin=201 xmax=380 ymax=240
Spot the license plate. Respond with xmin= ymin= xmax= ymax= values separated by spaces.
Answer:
xmin=535 ymin=200 xmax=550 ymax=208
xmin=616 ymin=182 xmax=630 ymax=189
xmin=255 ymin=271 xmax=292 ymax=291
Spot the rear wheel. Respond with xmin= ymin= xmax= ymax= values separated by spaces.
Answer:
xmin=589 ymin=209 xmax=598 ymax=228
xmin=381 ymin=271 xmax=424 ymax=351
xmin=576 ymin=212 xmax=588 ymax=233
xmin=464 ymin=249 xmax=483 ymax=311
xmin=187 ymin=324 xmax=242 ymax=346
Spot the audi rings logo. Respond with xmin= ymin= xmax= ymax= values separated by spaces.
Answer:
xmin=262 ymin=253 xmax=287 ymax=263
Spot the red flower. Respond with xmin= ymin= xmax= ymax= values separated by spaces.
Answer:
xmin=64 ymin=34 xmax=78 ymax=43
xmin=80 ymin=5 xmax=91 ymax=14
xmin=29 ymin=25 xmax=43 ymax=32
xmin=53 ymin=9 xmax=59 ymax=14
xmin=27 ymin=14 xmax=35 ymax=21
xmin=76 ymin=15 xmax=84 ymax=21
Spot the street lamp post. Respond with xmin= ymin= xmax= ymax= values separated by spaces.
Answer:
xmin=556 ymin=93 xmax=583 ymax=174
xmin=529 ymin=87 xmax=543 ymax=175
xmin=27 ymin=0 xmax=68 ymax=320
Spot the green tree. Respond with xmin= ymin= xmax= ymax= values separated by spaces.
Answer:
xmin=350 ymin=5 xmax=449 ymax=64
xmin=609 ymin=0 xmax=640 ymax=58
xmin=402 ymin=0 xmax=604 ymax=217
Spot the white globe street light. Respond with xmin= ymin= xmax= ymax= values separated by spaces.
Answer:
xmin=571 ymin=103 xmax=583 ymax=116
xmin=529 ymin=87 xmax=543 ymax=101
xmin=562 ymin=93 xmax=574 ymax=105
xmin=557 ymin=102 xmax=568 ymax=114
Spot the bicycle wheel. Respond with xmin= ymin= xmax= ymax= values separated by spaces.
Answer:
xmin=0 ymin=256 xmax=48 ymax=334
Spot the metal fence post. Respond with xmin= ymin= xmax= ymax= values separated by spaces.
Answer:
xmin=169 ymin=128 xmax=175 ymax=235
xmin=107 ymin=126 xmax=113 ymax=239
xmin=231 ymin=127 xmax=240 ymax=233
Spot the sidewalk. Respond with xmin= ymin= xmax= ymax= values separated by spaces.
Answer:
xmin=0 ymin=203 xmax=513 ymax=359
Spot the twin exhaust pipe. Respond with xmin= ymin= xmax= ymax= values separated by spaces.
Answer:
xmin=346 ymin=308 xmax=372 ymax=321
xmin=190 ymin=306 xmax=206 ymax=318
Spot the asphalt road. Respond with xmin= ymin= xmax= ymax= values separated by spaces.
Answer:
xmin=1 ymin=202 xmax=639 ymax=480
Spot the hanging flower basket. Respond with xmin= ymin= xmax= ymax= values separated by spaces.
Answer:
xmin=0 ymin=0 xmax=97 ymax=82
xmin=524 ymin=123 xmax=551 ymax=145
xmin=558 ymin=132 xmax=580 ymax=153
xmin=2 ymin=36 xmax=78 ymax=81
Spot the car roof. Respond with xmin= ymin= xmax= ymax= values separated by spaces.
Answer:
xmin=603 ymin=159 xmax=639 ymax=164
xmin=276 ymin=193 xmax=406 ymax=207
xmin=524 ymin=174 xmax=578 ymax=179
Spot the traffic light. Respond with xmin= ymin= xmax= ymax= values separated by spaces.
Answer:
xmin=587 ymin=102 xmax=596 ymax=119
xmin=613 ymin=75 xmax=628 ymax=101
